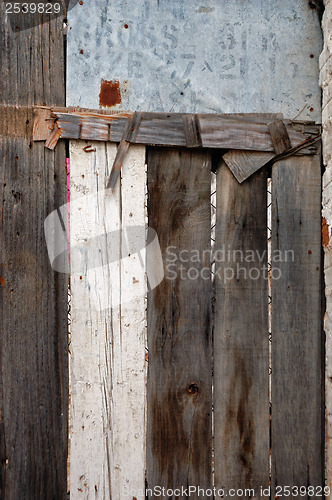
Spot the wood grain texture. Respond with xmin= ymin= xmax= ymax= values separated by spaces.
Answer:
xmin=199 ymin=116 xmax=311 ymax=152
xmin=222 ymin=150 xmax=274 ymax=183
xmin=69 ymin=141 xmax=146 ymax=499
xmin=271 ymin=154 xmax=324 ymax=493
xmin=146 ymin=148 xmax=212 ymax=493
xmin=268 ymin=120 xmax=292 ymax=155
xmin=35 ymin=109 xmax=319 ymax=154
xmin=213 ymin=162 xmax=269 ymax=498
xmin=0 ymin=9 xmax=68 ymax=500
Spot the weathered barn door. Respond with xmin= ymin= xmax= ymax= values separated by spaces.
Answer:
xmin=67 ymin=136 xmax=323 ymax=499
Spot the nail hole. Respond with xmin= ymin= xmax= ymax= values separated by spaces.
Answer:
xmin=188 ymin=383 xmax=199 ymax=395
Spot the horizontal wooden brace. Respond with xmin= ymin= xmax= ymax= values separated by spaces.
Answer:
xmin=33 ymin=106 xmax=320 ymax=155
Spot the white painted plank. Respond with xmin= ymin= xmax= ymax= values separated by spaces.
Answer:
xmin=69 ymin=140 xmax=146 ymax=499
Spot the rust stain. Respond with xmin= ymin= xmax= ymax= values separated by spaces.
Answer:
xmin=99 ymin=79 xmax=122 ymax=108
xmin=0 ymin=277 xmax=4 ymax=286
xmin=323 ymin=217 xmax=330 ymax=247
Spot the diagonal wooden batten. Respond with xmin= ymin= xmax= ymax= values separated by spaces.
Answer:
xmin=106 ymin=112 xmax=143 ymax=190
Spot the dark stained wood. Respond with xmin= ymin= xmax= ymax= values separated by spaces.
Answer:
xmin=271 ymin=154 xmax=323 ymax=493
xmin=146 ymin=148 xmax=212 ymax=493
xmin=268 ymin=119 xmax=292 ymax=154
xmin=213 ymin=161 xmax=269 ymax=496
xmin=0 ymin=10 xmax=68 ymax=500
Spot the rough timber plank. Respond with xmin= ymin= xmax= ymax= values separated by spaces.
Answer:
xmin=146 ymin=148 xmax=212 ymax=493
xmin=268 ymin=119 xmax=292 ymax=155
xmin=222 ymin=150 xmax=274 ymax=183
xmin=0 ymin=10 xmax=68 ymax=500
xmin=69 ymin=141 xmax=146 ymax=499
xmin=214 ymin=161 xmax=269 ymax=497
xmin=271 ymin=154 xmax=323 ymax=493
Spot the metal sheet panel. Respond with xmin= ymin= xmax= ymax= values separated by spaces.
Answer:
xmin=67 ymin=0 xmax=322 ymax=121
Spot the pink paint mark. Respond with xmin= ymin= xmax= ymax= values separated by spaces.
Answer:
xmin=67 ymin=158 xmax=70 ymax=255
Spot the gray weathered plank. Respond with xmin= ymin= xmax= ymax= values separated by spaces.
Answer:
xmin=146 ymin=148 xmax=212 ymax=493
xmin=0 ymin=9 xmax=68 ymax=500
xmin=214 ymin=161 xmax=269 ymax=498
xmin=271 ymin=154 xmax=323 ymax=493
xmin=268 ymin=119 xmax=292 ymax=155
xmin=222 ymin=150 xmax=274 ymax=183
xmin=35 ymin=109 xmax=319 ymax=154
xmin=199 ymin=115 xmax=312 ymax=152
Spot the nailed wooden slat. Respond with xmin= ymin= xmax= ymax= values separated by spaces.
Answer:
xmin=35 ymin=108 xmax=319 ymax=154
xmin=0 ymin=13 xmax=68 ymax=499
xmin=70 ymin=141 xmax=146 ymax=498
xmin=268 ymin=120 xmax=292 ymax=154
xmin=106 ymin=117 xmax=133 ymax=190
xmin=222 ymin=150 xmax=274 ymax=183
xmin=271 ymin=153 xmax=323 ymax=492
xmin=32 ymin=107 xmax=54 ymax=140
xmin=136 ymin=114 xmax=187 ymax=146
xmin=182 ymin=114 xmax=202 ymax=147
xmin=45 ymin=121 xmax=62 ymax=150
xmin=199 ymin=115 xmax=310 ymax=151
xmin=146 ymin=148 xmax=212 ymax=492
xmin=126 ymin=111 xmax=142 ymax=143
xmin=214 ymin=161 xmax=269 ymax=496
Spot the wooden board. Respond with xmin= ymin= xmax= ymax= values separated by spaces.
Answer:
xmin=34 ymin=108 xmax=319 ymax=155
xmin=0 ymin=11 xmax=68 ymax=500
xmin=198 ymin=115 xmax=315 ymax=152
xmin=271 ymin=154 xmax=323 ymax=492
xmin=69 ymin=141 xmax=146 ymax=499
xmin=146 ymin=148 xmax=213 ymax=492
xmin=222 ymin=150 xmax=274 ymax=184
xmin=213 ymin=161 xmax=269 ymax=497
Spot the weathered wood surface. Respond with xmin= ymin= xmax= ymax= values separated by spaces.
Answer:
xmin=0 ymin=10 xmax=68 ymax=500
xmin=146 ymin=148 xmax=212 ymax=493
xmin=33 ymin=108 xmax=319 ymax=154
xmin=268 ymin=119 xmax=292 ymax=155
xmin=70 ymin=141 xmax=146 ymax=499
xmin=106 ymin=117 xmax=133 ymax=190
xmin=271 ymin=154 xmax=323 ymax=493
xmin=222 ymin=150 xmax=274 ymax=183
xmin=198 ymin=115 xmax=317 ymax=152
xmin=213 ymin=161 xmax=269 ymax=497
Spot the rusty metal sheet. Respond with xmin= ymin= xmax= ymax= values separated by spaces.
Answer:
xmin=67 ymin=0 xmax=322 ymax=120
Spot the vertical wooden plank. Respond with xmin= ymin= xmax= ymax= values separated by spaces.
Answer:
xmin=0 ymin=11 xmax=68 ymax=500
xmin=70 ymin=141 xmax=146 ymax=499
xmin=214 ymin=162 xmax=269 ymax=498
xmin=271 ymin=155 xmax=323 ymax=492
xmin=146 ymin=148 xmax=212 ymax=494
